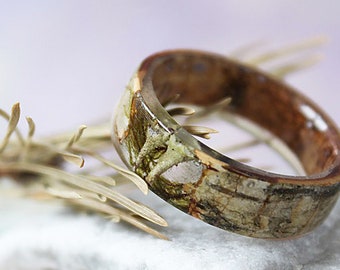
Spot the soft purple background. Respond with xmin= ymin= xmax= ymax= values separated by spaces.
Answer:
xmin=1 ymin=1 xmax=340 ymax=134
xmin=0 ymin=1 xmax=339 ymax=269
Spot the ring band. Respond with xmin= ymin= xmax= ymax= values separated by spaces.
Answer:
xmin=113 ymin=50 xmax=340 ymax=239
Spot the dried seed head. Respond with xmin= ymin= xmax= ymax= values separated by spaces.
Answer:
xmin=183 ymin=125 xmax=218 ymax=139
xmin=67 ymin=125 xmax=87 ymax=148
xmin=167 ymin=106 xmax=195 ymax=116
xmin=61 ymin=152 xmax=85 ymax=168
xmin=244 ymin=36 xmax=327 ymax=65
xmin=0 ymin=103 xmax=167 ymax=239
xmin=26 ymin=117 xmax=36 ymax=139
xmin=0 ymin=103 xmax=22 ymax=153
xmin=270 ymin=54 xmax=323 ymax=78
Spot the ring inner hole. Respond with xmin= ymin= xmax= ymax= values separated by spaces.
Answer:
xmin=147 ymin=53 xmax=337 ymax=176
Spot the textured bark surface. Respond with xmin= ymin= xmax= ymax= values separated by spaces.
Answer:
xmin=113 ymin=50 xmax=340 ymax=239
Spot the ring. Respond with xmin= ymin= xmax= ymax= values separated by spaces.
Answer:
xmin=112 ymin=50 xmax=340 ymax=239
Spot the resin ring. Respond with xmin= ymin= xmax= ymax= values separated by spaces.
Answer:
xmin=113 ymin=50 xmax=340 ymax=239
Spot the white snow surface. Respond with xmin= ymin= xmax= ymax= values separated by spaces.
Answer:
xmin=0 ymin=183 xmax=339 ymax=270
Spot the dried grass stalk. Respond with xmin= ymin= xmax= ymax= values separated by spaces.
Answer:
xmin=0 ymin=103 xmax=167 ymax=239
xmin=0 ymin=38 xmax=323 ymax=239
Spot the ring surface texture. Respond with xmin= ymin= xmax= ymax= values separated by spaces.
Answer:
xmin=113 ymin=50 xmax=340 ymax=239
